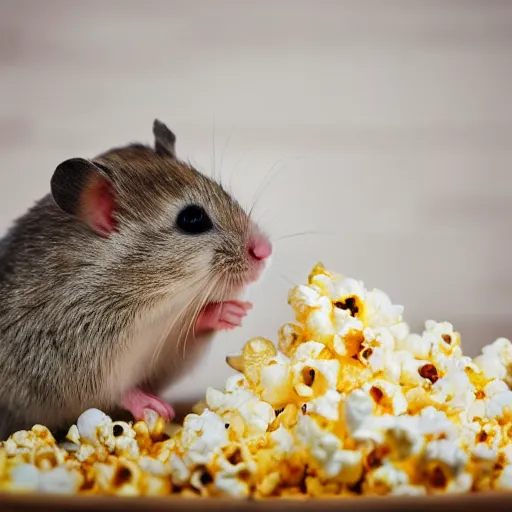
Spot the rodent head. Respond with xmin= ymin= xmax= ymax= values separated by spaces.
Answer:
xmin=50 ymin=120 xmax=272 ymax=306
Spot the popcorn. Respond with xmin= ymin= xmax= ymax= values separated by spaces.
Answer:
xmin=2 ymin=262 xmax=512 ymax=498
xmin=495 ymin=465 xmax=512 ymax=489
xmin=473 ymin=338 xmax=512 ymax=386
xmin=467 ymin=379 xmax=512 ymax=421
xmin=9 ymin=464 xmax=40 ymax=491
xmin=37 ymin=466 xmax=83 ymax=494
xmin=76 ymin=409 xmax=111 ymax=445
xmin=364 ymin=464 xmax=410 ymax=495
xmin=269 ymin=427 xmax=294 ymax=453
xmin=296 ymin=415 xmax=362 ymax=481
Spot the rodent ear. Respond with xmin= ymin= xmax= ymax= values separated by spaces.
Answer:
xmin=51 ymin=158 xmax=117 ymax=238
xmin=153 ymin=119 xmax=176 ymax=158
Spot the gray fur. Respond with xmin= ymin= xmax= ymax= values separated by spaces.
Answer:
xmin=153 ymin=119 xmax=176 ymax=158
xmin=0 ymin=120 xmax=261 ymax=440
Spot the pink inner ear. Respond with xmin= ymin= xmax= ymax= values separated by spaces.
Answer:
xmin=80 ymin=175 xmax=117 ymax=237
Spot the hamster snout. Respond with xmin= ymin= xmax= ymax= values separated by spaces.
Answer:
xmin=248 ymin=234 xmax=272 ymax=262
xmin=246 ymin=229 xmax=273 ymax=282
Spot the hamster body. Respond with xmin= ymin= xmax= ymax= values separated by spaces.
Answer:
xmin=0 ymin=120 xmax=272 ymax=440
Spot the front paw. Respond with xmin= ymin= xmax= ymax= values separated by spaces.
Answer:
xmin=195 ymin=300 xmax=252 ymax=333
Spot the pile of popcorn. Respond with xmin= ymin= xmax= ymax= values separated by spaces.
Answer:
xmin=2 ymin=263 xmax=512 ymax=498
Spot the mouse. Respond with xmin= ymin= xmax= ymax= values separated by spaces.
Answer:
xmin=0 ymin=119 xmax=272 ymax=441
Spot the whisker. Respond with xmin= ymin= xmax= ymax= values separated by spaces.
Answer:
xmin=179 ymin=270 xmax=224 ymax=355
xmin=219 ymin=130 xmax=234 ymax=191
xmin=176 ymin=282 xmax=211 ymax=360
xmin=149 ymin=313 xmax=184 ymax=374
xmin=177 ymin=294 xmax=206 ymax=360
xmin=249 ymin=155 xmax=305 ymax=219
xmin=211 ymin=116 xmax=217 ymax=184
xmin=180 ymin=275 xmax=221 ymax=359
xmin=279 ymin=274 xmax=296 ymax=286
xmin=180 ymin=292 xmax=209 ymax=353
xmin=150 ymin=317 xmax=178 ymax=378
xmin=148 ymin=276 xmax=205 ymax=377
xmin=253 ymin=207 xmax=271 ymax=227
xmin=272 ymin=230 xmax=337 ymax=242
xmin=228 ymin=154 xmax=249 ymax=188
xmin=254 ymin=209 xmax=293 ymax=235
xmin=249 ymin=157 xmax=287 ymax=218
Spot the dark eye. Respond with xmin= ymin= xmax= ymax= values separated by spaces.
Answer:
xmin=176 ymin=205 xmax=213 ymax=234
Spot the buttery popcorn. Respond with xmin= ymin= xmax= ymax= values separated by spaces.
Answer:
xmin=1 ymin=262 xmax=512 ymax=498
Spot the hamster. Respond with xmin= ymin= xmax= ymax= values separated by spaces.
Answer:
xmin=0 ymin=120 xmax=272 ymax=440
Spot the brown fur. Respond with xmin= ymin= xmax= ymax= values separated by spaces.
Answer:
xmin=0 ymin=120 xmax=262 ymax=440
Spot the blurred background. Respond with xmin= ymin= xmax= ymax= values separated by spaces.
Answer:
xmin=1 ymin=0 xmax=511 ymax=403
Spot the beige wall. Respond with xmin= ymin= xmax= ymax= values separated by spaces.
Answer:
xmin=1 ymin=0 xmax=511 ymax=403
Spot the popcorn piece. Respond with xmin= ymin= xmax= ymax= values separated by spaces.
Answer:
xmin=417 ymin=407 xmax=458 ymax=440
xmin=76 ymin=409 xmax=112 ymax=445
xmin=205 ymin=387 xmax=275 ymax=437
xmin=397 ymin=333 xmax=431 ymax=360
xmin=474 ymin=338 xmax=512 ymax=386
xmin=296 ymin=416 xmax=362 ymax=482
xmin=76 ymin=443 xmax=97 ymax=463
xmin=278 ymin=323 xmax=303 ymax=357
xmin=362 ymin=379 xmax=408 ymax=416
xmin=66 ymin=425 xmax=80 ymax=445
xmin=259 ymin=353 xmax=294 ymax=407
xmin=38 ymin=466 xmax=83 ymax=494
xmin=495 ymin=465 xmax=512 ymax=490
xmin=214 ymin=472 xmax=249 ymax=497
xmin=390 ymin=484 xmax=427 ymax=496
xmin=307 ymin=390 xmax=342 ymax=421
xmin=240 ymin=337 xmax=277 ymax=386
xmin=270 ymin=426 xmax=294 ymax=453
xmin=467 ymin=379 xmax=512 ymax=421
xmin=178 ymin=410 xmax=229 ymax=466
xmin=9 ymin=464 xmax=40 ymax=491
xmin=424 ymin=439 xmax=468 ymax=475
xmin=1 ymin=262 xmax=512 ymax=499
xmin=365 ymin=464 xmax=409 ymax=495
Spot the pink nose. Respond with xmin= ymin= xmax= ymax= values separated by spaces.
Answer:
xmin=249 ymin=236 xmax=272 ymax=261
